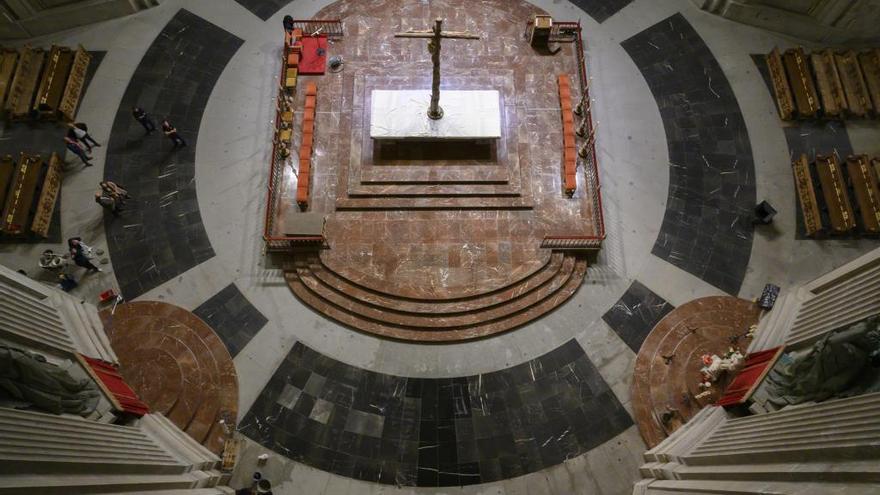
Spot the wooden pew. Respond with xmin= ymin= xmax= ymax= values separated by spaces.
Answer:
xmin=30 ymin=153 xmax=62 ymax=238
xmin=845 ymin=154 xmax=880 ymax=234
xmin=558 ymin=74 xmax=577 ymax=196
xmin=0 ymin=49 xmax=19 ymax=109
xmin=858 ymin=49 xmax=880 ymax=115
xmin=0 ymin=155 xmax=14 ymax=211
xmin=783 ymin=48 xmax=819 ymax=119
xmin=1 ymin=153 xmax=44 ymax=235
xmin=5 ymin=46 xmax=45 ymax=120
xmin=834 ymin=50 xmax=871 ymax=118
xmin=767 ymin=48 xmax=795 ymax=120
xmin=873 ymin=158 xmax=880 ymax=185
xmin=792 ymin=154 xmax=823 ymax=237
xmin=811 ymin=50 xmax=848 ymax=118
xmin=33 ymin=45 xmax=74 ymax=120
xmin=59 ymin=46 xmax=91 ymax=121
xmin=815 ymin=154 xmax=856 ymax=234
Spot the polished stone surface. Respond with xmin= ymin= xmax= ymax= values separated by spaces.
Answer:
xmin=193 ymin=283 xmax=268 ymax=357
xmin=569 ymin=0 xmax=634 ymax=23
xmin=370 ymin=90 xmax=502 ymax=140
xmin=602 ymin=280 xmax=675 ymax=353
xmin=630 ymin=296 xmax=760 ymax=448
xmin=232 ymin=0 xmax=290 ymax=21
xmin=103 ymin=9 xmax=242 ymax=300
xmin=240 ymin=339 xmax=631 ymax=487
xmin=274 ymin=0 xmax=602 ymax=341
xmin=100 ymin=300 xmax=239 ymax=454
xmin=622 ymin=13 xmax=756 ymax=296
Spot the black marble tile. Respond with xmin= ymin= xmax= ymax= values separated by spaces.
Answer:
xmin=193 ymin=283 xmax=268 ymax=357
xmin=103 ymin=9 xmax=243 ymax=300
xmin=239 ymin=339 xmax=632 ymax=487
xmin=232 ymin=0 xmax=290 ymax=21
xmin=602 ymin=280 xmax=674 ymax=353
xmin=569 ymin=0 xmax=634 ymax=23
xmin=622 ymin=13 xmax=756 ymax=296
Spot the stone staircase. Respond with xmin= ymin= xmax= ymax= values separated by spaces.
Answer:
xmin=284 ymin=250 xmax=588 ymax=342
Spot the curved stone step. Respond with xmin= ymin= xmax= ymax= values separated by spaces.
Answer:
xmin=307 ymin=251 xmax=566 ymax=314
xmin=286 ymin=255 xmax=588 ymax=342
xmin=318 ymin=247 xmax=553 ymax=301
xmin=296 ymin=255 xmax=576 ymax=329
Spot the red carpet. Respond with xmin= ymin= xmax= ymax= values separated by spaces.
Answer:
xmin=298 ymin=35 xmax=328 ymax=75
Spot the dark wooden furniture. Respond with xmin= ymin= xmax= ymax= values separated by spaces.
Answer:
xmin=58 ymin=46 xmax=90 ymax=121
xmin=858 ymin=49 xmax=880 ymax=114
xmin=845 ymin=154 xmax=880 ymax=234
xmin=5 ymin=46 xmax=45 ymax=120
xmin=30 ymin=153 xmax=61 ymax=238
xmin=1 ymin=153 xmax=43 ymax=235
xmin=792 ymin=154 xmax=823 ymax=237
xmin=767 ymin=48 xmax=795 ymax=120
xmin=0 ymin=49 xmax=19 ymax=108
xmin=835 ymin=50 xmax=871 ymax=118
xmin=33 ymin=45 xmax=74 ymax=120
xmin=811 ymin=50 xmax=848 ymax=118
xmin=783 ymin=48 xmax=819 ymax=119
xmin=815 ymin=154 xmax=856 ymax=234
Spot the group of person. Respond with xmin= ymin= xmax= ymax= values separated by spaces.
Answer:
xmin=94 ymin=180 xmax=130 ymax=215
xmin=38 ymin=237 xmax=103 ymax=292
xmin=131 ymin=107 xmax=187 ymax=147
xmin=63 ymin=108 xmax=187 ymax=167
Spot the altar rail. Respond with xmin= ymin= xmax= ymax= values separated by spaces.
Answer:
xmin=263 ymin=22 xmax=342 ymax=251
xmin=290 ymin=19 xmax=344 ymax=39
xmin=527 ymin=19 xmax=605 ymax=246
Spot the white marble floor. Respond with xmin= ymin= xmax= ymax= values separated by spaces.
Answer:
xmin=1 ymin=0 xmax=878 ymax=493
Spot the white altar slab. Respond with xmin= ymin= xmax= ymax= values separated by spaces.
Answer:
xmin=370 ymin=89 xmax=501 ymax=140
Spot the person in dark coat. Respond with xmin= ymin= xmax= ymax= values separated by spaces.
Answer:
xmin=283 ymin=15 xmax=294 ymax=33
xmin=161 ymin=118 xmax=186 ymax=147
xmin=132 ymin=106 xmax=156 ymax=134
xmin=69 ymin=237 xmax=101 ymax=273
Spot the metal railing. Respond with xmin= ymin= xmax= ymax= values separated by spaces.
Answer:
xmin=291 ymin=19 xmax=344 ymax=38
xmin=528 ymin=19 xmax=606 ymax=248
xmin=263 ymin=23 xmax=346 ymax=252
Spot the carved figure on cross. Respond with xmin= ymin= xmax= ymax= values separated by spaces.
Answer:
xmin=395 ymin=18 xmax=480 ymax=120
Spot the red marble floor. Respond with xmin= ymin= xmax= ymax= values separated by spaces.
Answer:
xmin=100 ymin=302 xmax=239 ymax=454
xmin=273 ymin=0 xmax=600 ymax=342
xmin=630 ymin=297 xmax=761 ymax=448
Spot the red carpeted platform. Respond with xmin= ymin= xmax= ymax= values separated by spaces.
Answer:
xmin=298 ymin=35 xmax=328 ymax=75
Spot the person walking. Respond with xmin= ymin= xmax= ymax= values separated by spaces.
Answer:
xmin=64 ymin=136 xmax=91 ymax=166
xmin=95 ymin=191 xmax=121 ymax=215
xmin=283 ymin=15 xmax=294 ymax=34
xmin=132 ymin=106 xmax=156 ymax=134
xmin=70 ymin=237 xmax=101 ymax=273
xmin=67 ymin=122 xmax=100 ymax=151
xmin=161 ymin=118 xmax=186 ymax=147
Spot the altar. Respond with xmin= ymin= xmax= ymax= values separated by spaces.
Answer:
xmin=369 ymin=89 xmax=501 ymax=140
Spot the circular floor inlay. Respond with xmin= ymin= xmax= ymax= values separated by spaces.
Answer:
xmin=100 ymin=301 xmax=239 ymax=454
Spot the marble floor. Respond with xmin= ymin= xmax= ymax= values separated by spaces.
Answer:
xmin=1 ymin=0 xmax=879 ymax=494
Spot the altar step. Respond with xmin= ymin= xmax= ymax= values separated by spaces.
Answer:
xmin=284 ymin=251 xmax=587 ymax=342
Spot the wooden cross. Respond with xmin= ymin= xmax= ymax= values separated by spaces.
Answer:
xmin=395 ymin=19 xmax=480 ymax=120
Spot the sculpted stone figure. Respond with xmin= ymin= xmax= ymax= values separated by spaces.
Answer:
xmin=0 ymin=346 xmax=99 ymax=416
xmin=764 ymin=315 xmax=880 ymax=408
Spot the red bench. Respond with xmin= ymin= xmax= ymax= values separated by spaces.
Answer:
xmin=296 ymin=82 xmax=319 ymax=208
xmin=559 ymin=75 xmax=577 ymax=195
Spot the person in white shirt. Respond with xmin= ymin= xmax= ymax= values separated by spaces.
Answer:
xmin=66 ymin=122 xmax=101 ymax=152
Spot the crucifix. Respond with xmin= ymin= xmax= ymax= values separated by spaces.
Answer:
xmin=395 ymin=19 xmax=480 ymax=120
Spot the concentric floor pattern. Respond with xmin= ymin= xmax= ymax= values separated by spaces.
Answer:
xmin=21 ymin=0 xmax=867 ymax=491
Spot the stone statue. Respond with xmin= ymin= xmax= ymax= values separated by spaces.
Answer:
xmin=764 ymin=315 xmax=880 ymax=408
xmin=0 ymin=346 xmax=99 ymax=416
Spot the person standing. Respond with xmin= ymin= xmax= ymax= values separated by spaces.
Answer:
xmin=132 ymin=106 xmax=156 ymax=134
xmin=70 ymin=238 xmax=101 ymax=273
xmin=161 ymin=118 xmax=186 ymax=147
xmin=283 ymin=15 xmax=294 ymax=34
xmin=67 ymin=122 xmax=100 ymax=151
xmin=64 ymin=136 xmax=91 ymax=166
xmin=100 ymin=181 xmax=130 ymax=203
